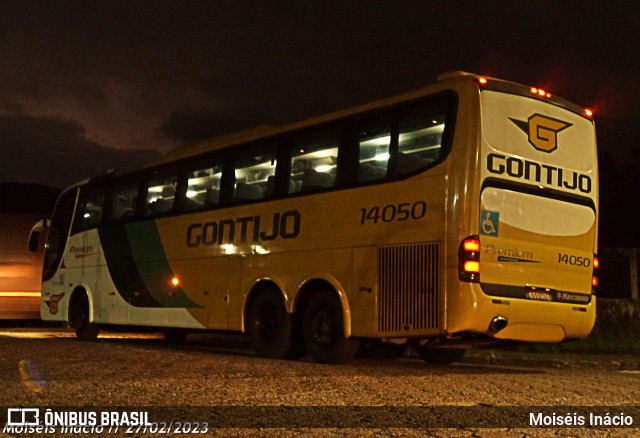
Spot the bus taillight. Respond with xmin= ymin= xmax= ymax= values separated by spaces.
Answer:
xmin=459 ymin=236 xmax=480 ymax=282
xmin=530 ymin=87 xmax=552 ymax=98
xmin=592 ymin=255 xmax=599 ymax=290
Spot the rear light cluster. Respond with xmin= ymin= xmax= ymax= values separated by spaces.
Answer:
xmin=592 ymin=255 xmax=599 ymax=290
xmin=459 ymin=235 xmax=480 ymax=282
xmin=458 ymin=233 xmax=598 ymax=294
xmin=476 ymin=76 xmax=593 ymax=118
xmin=530 ymin=87 xmax=551 ymax=98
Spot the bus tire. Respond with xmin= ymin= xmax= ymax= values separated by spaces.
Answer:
xmin=302 ymin=290 xmax=359 ymax=364
xmin=70 ymin=293 xmax=99 ymax=341
xmin=247 ymin=287 xmax=295 ymax=359
xmin=414 ymin=345 xmax=465 ymax=364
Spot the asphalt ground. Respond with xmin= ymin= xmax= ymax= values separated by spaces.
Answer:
xmin=461 ymin=349 xmax=640 ymax=371
xmin=1 ymin=325 xmax=638 ymax=371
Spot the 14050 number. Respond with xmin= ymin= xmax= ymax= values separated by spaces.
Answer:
xmin=360 ymin=201 xmax=427 ymax=225
xmin=557 ymin=253 xmax=591 ymax=267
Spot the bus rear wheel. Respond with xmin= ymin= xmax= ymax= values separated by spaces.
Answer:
xmin=302 ymin=290 xmax=359 ymax=364
xmin=247 ymin=287 xmax=296 ymax=359
xmin=414 ymin=345 xmax=465 ymax=364
xmin=70 ymin=293 xmax=99 ymax=341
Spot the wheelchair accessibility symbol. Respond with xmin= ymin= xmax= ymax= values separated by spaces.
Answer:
xmin=480 ymin=210 xmax=499 ymax=236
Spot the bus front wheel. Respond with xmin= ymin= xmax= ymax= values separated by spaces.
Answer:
xmin=247 ymin=287 xmax=295 ymax=359
xmin=302 ymin=290 xmax=359 ymax=364
xmin=70 ymin=293 xmax=99 ymax=341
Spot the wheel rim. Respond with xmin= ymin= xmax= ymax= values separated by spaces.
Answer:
xmin=311 ymin=311 xmax=334 ymax=345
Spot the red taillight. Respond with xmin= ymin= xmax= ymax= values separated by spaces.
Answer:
xmin=530 ymin=87 xmax=551 ymax=98
xmin=463 ymin=239 xmax=480 ymax=252
xmin=477 ymin=77 xmax=488 ymax=85
xmin=584 ymin=108 xmax=594 ymax=117
xmin=459 ymin=236 xmax=481 ymax=282
xmin=464 ymin=261 xmax=480 ymax=273
xmin=592 ymin=255 xmax=599 ymax=290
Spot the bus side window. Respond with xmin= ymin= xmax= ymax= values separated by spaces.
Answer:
xmin=288 ymin=128 xmax=340 ymax=194
xmin=71 ymin=186 xmax=105 ymax=234
xmin=355 ymin=117 xmax=391 ymax=183
xmin=106 ymin=182 xmax=139 ymax=222
xmin=145 ymin=172 xmax=178 ymax=217
xmin=392 ymin=102 xmax=449 ymax=175
xmin=232 ymin=144 xmax=277 ymax=203
xmin=184 ymin=159 xmax=224 ymax=212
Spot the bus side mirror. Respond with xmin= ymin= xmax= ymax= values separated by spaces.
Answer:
xmin=28 ymin=231 xmax=41 ymax=252
xmin=27 ymin=218 xmax=48 ymax=252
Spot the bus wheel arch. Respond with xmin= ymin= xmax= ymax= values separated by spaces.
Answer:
xmin=296 ymin=280 xmax=359 ymax=364
xmin=68 ymin=287 xmax=99 ymax=341
xmin=245 ymin=281 xmax=302 ymax=359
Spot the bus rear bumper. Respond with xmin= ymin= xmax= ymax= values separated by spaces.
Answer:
xmin=448 ymin=288 xmax=596 ymax=343
xmin=492 ymin=322 xmax=565 ymax=343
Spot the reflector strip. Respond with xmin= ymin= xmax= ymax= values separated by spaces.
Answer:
xmin=0 ymin=292 xmax=41 ymax=297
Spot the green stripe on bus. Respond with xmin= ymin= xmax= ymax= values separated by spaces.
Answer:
xmin=100 ymin=221 xmax=200 ymax=308
xmin=125 ymin=221 xmax=200 ymax=308
xmin=99 ymin=224 xmax=162 ymax=307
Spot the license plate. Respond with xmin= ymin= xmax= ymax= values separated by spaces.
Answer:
xmin=525 ymin=290 xmax=552 ymax=301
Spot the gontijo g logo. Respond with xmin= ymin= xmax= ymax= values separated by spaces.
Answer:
xmin=509 ymin=114 xmax=572 ymax=153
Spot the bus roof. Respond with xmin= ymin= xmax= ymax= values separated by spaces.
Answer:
xmin=155 ymin=71 xmax=591 ymax=166
xmin=66 ymin=71 xmax=590 ymax=191
xmin=154 ymin=74 xmax=464 ymax=165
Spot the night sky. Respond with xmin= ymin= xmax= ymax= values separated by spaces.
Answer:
xmin=1 ymin=1 xmax=639 ymax=244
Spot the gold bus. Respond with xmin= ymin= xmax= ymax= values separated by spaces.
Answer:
xmin=1 ymin=182 xmax=56 ymax=320
xmin=0 ymin=213 xmax=44 ymax=319
xmin=38 ymin=72 xmax=599 ymax=363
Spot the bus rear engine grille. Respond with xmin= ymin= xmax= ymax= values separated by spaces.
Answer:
xmin=378 ymin=243 xmax=440 ymax=334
